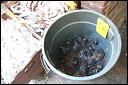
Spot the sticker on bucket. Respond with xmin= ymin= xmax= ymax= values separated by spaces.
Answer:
xmin=96 ymin=18 xmax=109 ymax=38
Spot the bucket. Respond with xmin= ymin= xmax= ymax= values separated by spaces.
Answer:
xmin=41 ymin=10 xmax=121 ymax=80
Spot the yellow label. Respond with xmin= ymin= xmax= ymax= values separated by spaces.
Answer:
xmin=96 ymin=18 xmax=109 ymax=38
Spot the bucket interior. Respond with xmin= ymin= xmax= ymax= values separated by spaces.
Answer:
xmin=44 ymin=22 xmax=112 ymax=70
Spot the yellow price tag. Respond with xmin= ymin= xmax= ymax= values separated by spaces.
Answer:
xmin=96 ymin=18 xmax=109 ymax=38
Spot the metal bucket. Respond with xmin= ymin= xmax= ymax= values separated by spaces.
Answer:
xmin=41 ymin=10 xmax=121 ymax=80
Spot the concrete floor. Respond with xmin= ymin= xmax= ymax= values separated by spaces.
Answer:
xmin=30 ymin=20 xmax=127 ymax=84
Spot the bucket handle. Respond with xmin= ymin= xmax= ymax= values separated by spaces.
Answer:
xmin=40 ymin=54 xmax=51 ymax=73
